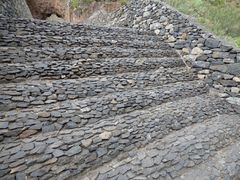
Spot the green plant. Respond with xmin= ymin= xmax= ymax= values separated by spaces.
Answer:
xmin=235 ymin=37 xmax=240 ymax=47
xmin=70 ymin=0 xmax=79 ymax=9
xmin=82 ymin=0 xmax=95 ymax=4
xmin=163 ymin=0 xmax=240 ymax=47
xmin=120 ymin=0 xmax=128 ymax=6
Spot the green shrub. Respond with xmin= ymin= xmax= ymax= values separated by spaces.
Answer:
xmin=164 ymin=0 xmax=240 ymax=47
xmin=82 ymin=0 xmax=95 ymax=4
xmin=120 ymin=0 xmax=128 ymax=6
xmin=235 ymin=37 xmax=240 ymax=47
xmin=70 ymin=0 xmax=79 ymax=9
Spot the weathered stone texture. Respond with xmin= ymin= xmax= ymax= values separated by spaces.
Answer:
xmin=0 ymin=0 xmax=239 ymax=179
xmin=0 ymin=0 xmax=32 ymax=18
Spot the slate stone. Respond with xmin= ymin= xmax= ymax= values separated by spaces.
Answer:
xmin=97 ymin=148 xmax=107 ymax=157
xmin=0 ymin=169 xmax=10 ymax=176
xmin=142 ymin=157 xmax=154 ymax=168
xmin=85 ymin=152 xmax=97 ymax=163
xmin=0 ymin=122 xmax=9 ymax=129
xmin=30 ymin=169 xmax=48 ymax=177
xmin=117 ymin=175 xmax=128 ymax=180
xmin=205 ymin=38 xmax=220 ymax=48
xmin=66 ymin=121 xmax=77 ymax=129
xmin=193 ymin=61 xmax=210 ymax=68
xmin=53 ymin=149 xmax=64 ymax=157
xmin=16 ymin=173 xmax=26 ymax=180
xmin=65 ymin=146 xmax=81 ymax=156
xmin=42 ymin=124 xmax=56 ymax=133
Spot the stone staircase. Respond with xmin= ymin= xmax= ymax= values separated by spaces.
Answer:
xmin=0 ymin=15 xmax=239 ymax=180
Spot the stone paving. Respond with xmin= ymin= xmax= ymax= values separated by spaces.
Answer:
xmin=0 ymin=13 xmax=240 ymax=180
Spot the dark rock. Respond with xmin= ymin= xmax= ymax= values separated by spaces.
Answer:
xmin=97 ymin=148 xmax=107 ymax=157
xmin=220 ymin=80 xmax=237 ymax=87
xmin=205 ymin=38 xmax=220 ymax=48
xmin=193 ymin=61 xmax=210 ymax=68
xmin=30 ymin=168 xmax=48 ymax=177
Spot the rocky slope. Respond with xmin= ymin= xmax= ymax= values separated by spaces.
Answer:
xmin=105 ymin=0 xmax=240 ymax=102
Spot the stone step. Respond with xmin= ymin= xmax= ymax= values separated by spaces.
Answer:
xmin=0 ymin=80 xmax=208 ymax=141
xmin=0 ymin=16 xmax=162 ymax=43
xmin=0 ymin=111 xmax=237 ymax=179
xmin=0 ymin=67 xmax=197 ymax=109
xmin=177 ymin=141 xmax=240 ymax=180
xmin=0 ymin=46 xmax=179 ymax=63
xmin=0 ymin=34 xmax=169 ymax=50
xmin=77 ymin=114 xmax=240 ymax=180
xmin=0 ymin=57 xmax=184 ymax=83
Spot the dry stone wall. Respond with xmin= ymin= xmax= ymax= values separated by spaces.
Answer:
xmin=109 ymin=0 xmax=240 ymax=104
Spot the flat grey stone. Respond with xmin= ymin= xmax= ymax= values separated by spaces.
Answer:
xmin=30 ymin=168 xmax=48 ymax=177
xmin=117 ymin=175 xmax=128 ymax=180
xmin=142 ymin=157 xmax=154 ymax=168
xmin=65 ymin=146 xmax=81 ymax=156
xmin=42 ymin=124 xmax=55 ymax=133
xmin=97 ymin=148 xmax=107 ymax=157
xmin=16 ymin=173 xmax=26 ymax=180
xmin=0 ymin=122 xmax=9 ymax=129
xmin=205 ymin=38 xmax=220 ymax=48
xmin=53 ymin=149 xmax=64 ymax=157
xmin=193 ymin=61 xmax=210 ymax=68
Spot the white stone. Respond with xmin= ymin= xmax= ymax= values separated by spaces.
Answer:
xmin=223 ymin=74 xmax=234 ymax=80
xmin=198 ymin=74 xmax=206 ymax=80
xmin=226 ymin=97 xmax=240 ymax=106
xmin=154 ymin=29 xmax=160 ymax=35
xmin=81 ymin=107 xmax=91 ymax=113
xmin=167 ymin=36 xmax=176 ymax=42
xmin=99 ymin=131 xmax=112 ymax=140
xmin=231 ymin=87 xmax=240 ymax=93
xmin=150 ymin=22 xmax=162 ymax=30
xmin=223 ymin=58 xmax=235 ymax=64
xmin=233 ymin=77 xmax=240 ymax=82
xmin=204 ymin=50 xmax=212 ymax=55
xmin=191 ymin=47 xmax=203 ymax=55
xmin=199 ymin=70 xmax=210 ymax=74
xmin=143 ymin=11 xmax=151 ymax=17
xmin=182 ymin=48 xmax=190 ymax=54
xmin=165 ymin=24 xmax=173 ymax=30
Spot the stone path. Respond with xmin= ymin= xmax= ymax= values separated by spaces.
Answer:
xmin=0 ymin=15 xmax=239 ymax=180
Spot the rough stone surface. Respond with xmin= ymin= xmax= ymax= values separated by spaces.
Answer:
xmin=0 ymin=0 xmax=32 ymax=18
xmin=106 ymin=0 xmax=240 ymax=97
xmin=0 ymin=1 xmax=239 ymax=179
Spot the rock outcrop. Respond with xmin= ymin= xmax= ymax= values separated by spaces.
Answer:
xmin=0 ymin=0 xmax=32 ymax=18
xmin=26 ymin=0 xmax=70 ymax=20
xmin=25 ymin=0 xmax=121 ymax=23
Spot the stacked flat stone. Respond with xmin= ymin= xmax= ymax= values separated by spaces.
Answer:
xmin=108 ymin=0 xmax=240 ymax=103
xmin=0 ymin=6 xmax=240 ymax=180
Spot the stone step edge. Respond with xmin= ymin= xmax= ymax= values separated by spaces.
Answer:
xmin=77 ymin=114 xmax=240 ymax=180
